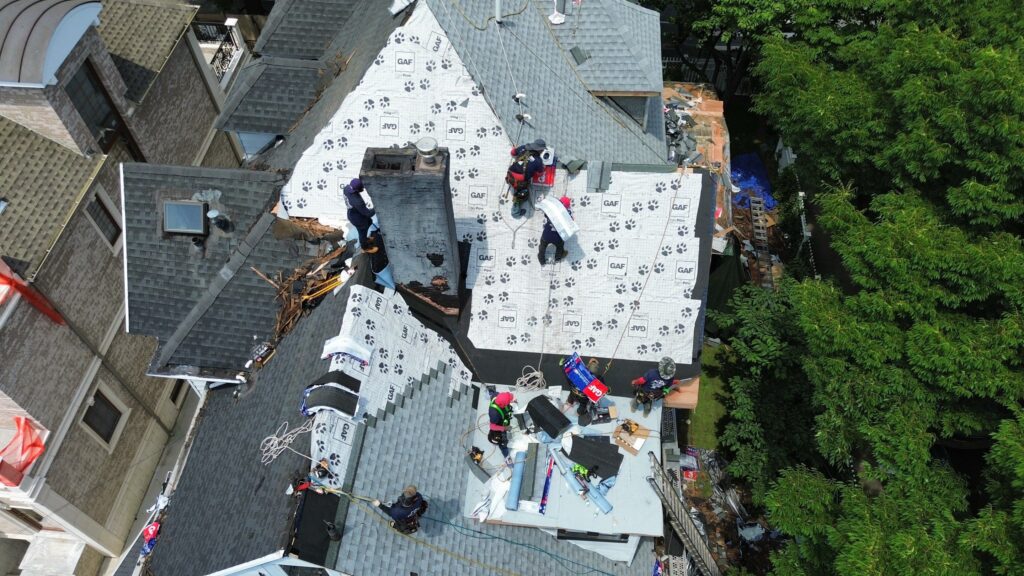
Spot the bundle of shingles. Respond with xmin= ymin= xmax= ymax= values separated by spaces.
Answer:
xmin=251 ymin=244 xmax=350 ymax=341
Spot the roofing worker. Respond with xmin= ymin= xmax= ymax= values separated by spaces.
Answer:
xmin=538 ymin=196 xmax=572 ymax=265
xmin=630 ymin=357 xmax=681 ymax=417
xmin=488 ymin=391 xmax=515 ymax=465
xmin=505 ymin=139 xmax=546 ymax=218
xmin=372 ymin=485 xmax=428 ymax=534
xmin=343 ymin=178 xmax=376 ymax=252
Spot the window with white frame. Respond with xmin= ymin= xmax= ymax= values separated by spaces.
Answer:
xmin=80 ymin=380 xmax=129 ymax=450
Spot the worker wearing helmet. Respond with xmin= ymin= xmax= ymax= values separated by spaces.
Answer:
xmin=630 ymin=357 xmax=681 ymax=417
xmin=538 ymin=196 xmax=572 ymax=265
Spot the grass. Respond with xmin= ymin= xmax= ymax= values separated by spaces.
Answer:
xmin=687 ymin=345 xmax=727 ymax=450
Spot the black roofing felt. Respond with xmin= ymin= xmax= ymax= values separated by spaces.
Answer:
xmin=121 ymin=164 xmax=309 ymax=375
xmin=145 ymin=259 xmax=372 ymax=576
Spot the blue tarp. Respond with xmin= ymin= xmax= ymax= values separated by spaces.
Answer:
xmin=731 ymin=153 xmax=777 ymax=210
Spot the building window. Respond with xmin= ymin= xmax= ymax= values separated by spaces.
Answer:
xmin=86 ymin=196 xmax=120 ymax=246
xmin=80 ymin=382 xmax=129 ymax=450
xmin=66 ymin=62 xmax=122 ymax=153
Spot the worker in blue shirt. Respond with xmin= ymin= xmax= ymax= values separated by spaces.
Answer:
xmin=630 ymin=357 xmax=681 ymax=417
xmin=505 ymin=139 xmax=546 ymax=218
xmin=538 ymin=196 xmax=572 ymax=265
xmin=343 ymin=178 xmax=376 ymax=252
xmin=373 ymin=485 xmax=428 ymax=534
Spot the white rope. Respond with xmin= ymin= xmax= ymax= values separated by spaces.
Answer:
xmin=260 ymin=419 xmax=317 ymax=465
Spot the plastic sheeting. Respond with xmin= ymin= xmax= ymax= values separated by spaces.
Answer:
xmin=731 ymin=153 xmax=777 ymax=210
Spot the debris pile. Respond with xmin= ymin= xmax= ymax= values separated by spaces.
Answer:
xmin=251 ymin=244 xmax=351 ymax=341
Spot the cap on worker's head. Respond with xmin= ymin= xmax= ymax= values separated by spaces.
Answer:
xmin=559 ymin=196 xmax=571 ymax=209
xmin=658 ymin=357 xmax=676 ymax=379
xmin=403 ymin=485 xmax=418 ymax=498
xmin=494 ymin=391 xmax=514 ymax=407
xmin=587 ymin=358 xmax=600 ymax=372
xmin=528 ymin=138 xmax=547 ymax=151
xmin=349 ymin=178 xmax=363 ymax=191
xmin=509 ymin=146 xmax=518 ymax=157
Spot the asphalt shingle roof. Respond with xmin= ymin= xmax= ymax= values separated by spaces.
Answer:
xmin=253 ymin=0 xmax=361 ymax=60
xmin=548 ymin=0 xmax=662 ymax=93
xmin=216 ymin=57 xmax=328 ymax=134
xmin=121 ymin=164 xmax=307 ymax=375
xmin=145 ymin=266 xmax=370 ymax=576
xmin=0 ymin=117 xmax=100 ymax=277
xmin=334 ymin=366 xmax=656 ymax=576
xmin=422 ymin=0 xmax=667 ymax=164
xmin=97 ymin=0 xmax=197 ymax=101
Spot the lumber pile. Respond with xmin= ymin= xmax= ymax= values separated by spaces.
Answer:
xmin=252 ymin=246 xmax=350 ymax=341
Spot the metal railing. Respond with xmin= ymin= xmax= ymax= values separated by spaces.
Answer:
xmin=647 ymin=451 xmax=721 ymax=576
xmin=209 ymin=35 xmax=238 ymax=81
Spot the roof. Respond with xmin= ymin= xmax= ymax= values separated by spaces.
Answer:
xmin=217 ymin=0 xmax=398 ymax=143
xmin=97 ymin=0 xmax=197 ymax=101
xmin=334 ymin=366 xmax=656 ymax=576
xmin=0 ymin=116 xmax=100 ymax=276
xmin=423 ymin=0 xmax=667 ymax=164
xmin=547 ymin=0 xmax=662 ymax=93
xmin=0 ymin=0 xmax=196 ymax=279
xmin=253 ymin=0 xmax=360 ymax=60
xmin=215 ymin=57 xmax=328 ymax=134
xmin=144 ymin=264 xmax=370 ymax=576
xmin=121 ymin=164 xmax=307 ymax=376
xmin=0 ymin=0 xmax=96 ymax=84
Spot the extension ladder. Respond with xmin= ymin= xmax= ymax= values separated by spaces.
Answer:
xmin=646 ymin=452 xmax=722 ymax=576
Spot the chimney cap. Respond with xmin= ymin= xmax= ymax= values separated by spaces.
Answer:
xmin=415 ymin=137 xmax=438 ymax=156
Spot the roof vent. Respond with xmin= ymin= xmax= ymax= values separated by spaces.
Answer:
xmin=570 ymin=46 xmax=590 ymax=65
xmin=206 ymin=209 xmax=234 ymax=232
xmin=415 ymin=137 xmax=439 ymax=165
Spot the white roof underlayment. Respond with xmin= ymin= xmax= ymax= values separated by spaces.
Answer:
xmin=281 ymin=2 xmax=703 ymax=365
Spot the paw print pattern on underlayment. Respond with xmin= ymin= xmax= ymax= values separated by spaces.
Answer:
xmin=613 ymin=302 xmax=625 ymax=313
xmin=491 ymin=126 xmax=503 ymax=137
xmin=624 ymin=218 xmax=636 ymax=230
xmin=350 ymin=307 xmax=362 ymax=318
xmin=476 ymin=127 xmax=488 ymax=138
xmin=505 ymin=256 xmax=516 ymax=267
xmin=636 ymin=343 xmax=648 ymax=355
xmin=469 ymin=145 xmax=481 ymax=156
xmin=316 ymin=178 xmax=327 ymax=190
xmin=592 ymin=241 xmax=605 ymax=253
xmin=651 ymin=342 xmax=663 ymax=353
xmin=364 ymin=334 xmax=375 ymax=347
xmin=455 ymin=147 xmax=466 ymax=159
xmin=630 ymin=300 xmax=641 ymax=311
xmin=632 ymin=201 xmax=643 ymax=213
xmin=571 ymin=260 xmax=582 ymax=271
xmin=404 ymin=81 xmax=415 ymax=92
xmin=425 ymin=121 xmax=435 ymax=132
xmin=431 ymin=103 xmax=442 ymax=115
xmin=681 ymin=306 xmax=694 ymax=319
xmin=654 ymin=262 xmax=665 ymax=274
xmin=420 ymin=78 xmax=431 ymax=90
xmin=359 ymin=117 xmax=369 ymax=128
xmin=445 ymin=100 xmax=458 ymax=112
xmin=295 ymin=198 xmax=307 ymax=209
xmin=483 ymin=274 xmax=495 ymax=286
xmin=659 ymin=325 xmax=670 ymax=337
xmin=677 ymin=225 xmax=691 ymax=236
xmin=321 ymin=161 xmax=333 ymax=173
xmin=615 ymin=283 xmax=627 ymax=294
xmin=476 ymin=229 xmax=487 ymax=242
xmin=550 ymin=278 xmax=560 ymax=290
xmin=453 ymin=170 xmax=465 ymax=181
xmin=520 ymin=332 xmax=531 ymax=343
xmin=498 ymin=291 xmax=509 ymax=302
xmin=500 ymin=272 xmax=510 ymax=283
xmin=520 ymin=254 xmax=532 ymax=266
xmin=608 ymin=238 xmax=619 ymax=250
xmin=637 ymin=264 xmax=650 ymax=276
xmin=364 ymin=99 xmax=375 ymax=110
xmin=482 ymin=293 xmax=494 ymax=304
xmin=507 ymin=334 xmax=518 ymax=345
xmin=606 ymin=318 xmax=619 ymax=330
xmin=647 ymin=199 xmax=659 ymax=211
xmin=378 ymin=361 xmax=390 ymax=374
xmin=563 ymin=295 xmax=574 ymax=307
xmin=579 ymin=195 xmax=591 ymax=207
xmin=301 ymin=181 xmax=312 ymax=192
xmin=655 ymin=182 xmax=666 ymax=194
xmin=477 ymin=309 xmax=488 ymax=321
xmin=564 ymin=276 xmax=576 ymax=288
xmin=609 ymin=221 xmax=620 ymax=232
xmin=468 ymin=168 xmax=479 ymax=179
xmin=586 ymin=258 xmax=598 ymax=270
xmin=374 ymin=54 xmax=384 ymax=66
xmin=379 ymin=96 xmax=390 ymax=109
xmin=343 ymin=118 xmax=354 ymax=130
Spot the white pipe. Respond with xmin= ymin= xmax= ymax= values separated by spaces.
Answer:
xmin=495 ymin=0 xmax=502 ymax=23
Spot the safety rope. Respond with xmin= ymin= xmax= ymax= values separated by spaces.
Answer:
xmin=260 ymin=419 xmax=317 ymax=465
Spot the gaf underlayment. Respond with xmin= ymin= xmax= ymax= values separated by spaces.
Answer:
xmin=281 ymin=2 xmax=702 ymax=364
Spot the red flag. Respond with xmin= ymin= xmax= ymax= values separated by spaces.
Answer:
xmin=0 ymin=416 xmax=45 ymax=486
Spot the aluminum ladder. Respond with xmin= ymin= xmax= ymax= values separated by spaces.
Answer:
xmin=647 ymin=452 xmax=722 ymax=576
xmin=749 ymin=195 xmax=774 ymax=289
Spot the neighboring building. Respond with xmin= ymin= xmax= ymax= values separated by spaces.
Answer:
xmin=0 ymin=0 xmax=245 ymax=573
xmin=122 ymin=1 xmax=721 ymax=575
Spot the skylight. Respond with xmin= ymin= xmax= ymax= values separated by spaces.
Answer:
xmin=163 ymin=201 xmax=207 ymax=235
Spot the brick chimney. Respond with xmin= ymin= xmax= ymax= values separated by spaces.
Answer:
xmin=359 ymin=140 xmax=462 ymax=314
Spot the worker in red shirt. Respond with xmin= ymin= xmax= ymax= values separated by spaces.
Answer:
xmin=488 ymin=392 xmax=515 ymax=465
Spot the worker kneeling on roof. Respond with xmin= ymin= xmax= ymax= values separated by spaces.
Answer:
xmin=630 ymin=357 xmax=681 ymax=417
xmin=488 ymin=392 xmax=515 ymax=465
xmin=505 ymin=139 xmax=545 ymax=218
xmin=538 ymin=196 xmax=573 ymax=265
xmin=373 ymin=485 xmax=428 ymax=534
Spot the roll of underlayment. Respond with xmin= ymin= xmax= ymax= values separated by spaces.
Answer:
xmin=505 ymin=451 xmax=528 ymax=510
xmin=537 ymin=196 xmax=579 ymax=240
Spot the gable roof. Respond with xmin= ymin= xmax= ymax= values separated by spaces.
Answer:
xmin=422 ymin=0 xmax=666 ymax=164
xmin=215 ymin=57 xmax=328 ymax=134
xmin=120 ymin=164 xmax=306 ymax=377
xmin=97 ymin=0 xmax=197 ymax=101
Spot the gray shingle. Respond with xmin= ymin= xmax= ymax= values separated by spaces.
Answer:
xmin=145 ymin=261 xmax=372 ymax=576
xmin=254 ymin=0 xmax=361 ymax=60
xmin=422 ymin=0 xmax=667 ymax=164
xmin=217 ymin=57 xmax=328 ymax=134
xmin=333 ymin=369 xmax=656 ymax=576
xmin=121 ymin=164 xmax=307 ymax=375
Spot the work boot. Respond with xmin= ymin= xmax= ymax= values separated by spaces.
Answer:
xmin=511 ymin=203 xmax=525 ymax=218
xmin=537 ymin=251 xmax=547 ymax=265
xmin=555 ymin=249 xmax=568 ymax=262
xmin=630 ymin=397 xmax=639 ymax=413
xmin=642 ymin=401 xmax=653 ymax=418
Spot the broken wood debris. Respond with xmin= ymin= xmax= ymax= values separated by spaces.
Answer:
xmin=253 ymin=245 xmax=348 ymax=342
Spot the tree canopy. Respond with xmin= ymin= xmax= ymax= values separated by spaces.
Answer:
xmin=694 ymin=0 xmax=1024 ymax=573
